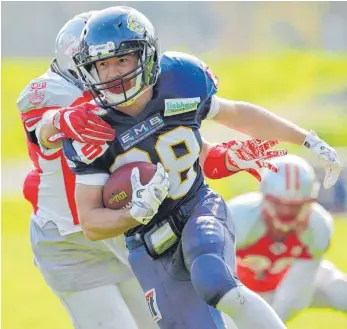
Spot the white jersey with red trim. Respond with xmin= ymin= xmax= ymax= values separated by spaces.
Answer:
xmin=227 ymin=192 xmax=333 ymax=293
xmin=17 ymin=69 xmax=91 ymax=235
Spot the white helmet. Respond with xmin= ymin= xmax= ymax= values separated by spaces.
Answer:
xmin=53 ymin=11 xmax=98 ymax=88
xmin=261 ymin=155 xmax=320 ymax=235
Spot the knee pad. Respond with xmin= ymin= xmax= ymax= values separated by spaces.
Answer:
xmin=327 ymin=276 xmax=347 ymax=312
xmin=190 ymin=253 xmax=240 ymax=307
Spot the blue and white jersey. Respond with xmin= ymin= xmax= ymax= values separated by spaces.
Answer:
xmin=63 ymin=51 xmax=219 ymax=235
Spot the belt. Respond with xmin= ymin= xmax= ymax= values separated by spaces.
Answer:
xmin=126 ymin=217 xmax=181 ymax=258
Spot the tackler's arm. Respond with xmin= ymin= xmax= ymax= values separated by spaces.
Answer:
xmin=38 ymin=103 xmax=115 ymax=150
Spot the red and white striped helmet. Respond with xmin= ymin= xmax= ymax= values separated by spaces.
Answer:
xmin=261 ymin=154 xmax=320 ymax=202
xmin=260 ymin=155 xmax=320 ymax=235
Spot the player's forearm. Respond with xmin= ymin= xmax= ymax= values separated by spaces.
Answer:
xmin=79 ymin=207 xmax=139 ymax=240
xmin=200 ymin=138 xmax=240 ymax=173
xmin=38 ymin=110 xmax=62 ymax=149
xmin=75 ymin=183 xmax=139 ymax=240
xmin=213 ymin=97 xmax=309 ymax=145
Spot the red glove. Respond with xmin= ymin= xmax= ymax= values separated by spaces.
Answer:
xmin=48 ymin=102 xmax=115 ymax=145
xmin=227 ymin=139 xmax=287 ymax=181
xmin=203 ymin=139 xmax=287 ymax=181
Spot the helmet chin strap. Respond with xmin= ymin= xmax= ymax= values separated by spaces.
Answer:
xmin=103 ymin=70 xmax=144 ymax=107
xmin=115 ymin=85 xmax=151 ymax=107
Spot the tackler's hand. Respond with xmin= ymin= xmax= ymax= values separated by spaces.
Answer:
xmin=48 ymin=103 xmax=115 ymax=144
xmin=227 ymin=139 xmax=288 ymax=182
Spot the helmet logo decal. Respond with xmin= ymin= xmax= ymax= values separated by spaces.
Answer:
xmin=61 ymin=36 xmax=79 ymax=57
xmin=88 ymin=42 xmax=115 ymax=57
xmin=127 ymin=14 xmax=145 ymax=34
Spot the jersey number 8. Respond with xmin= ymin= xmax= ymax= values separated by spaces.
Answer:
xmin=109 ymin=127 xmax=200 ymax=200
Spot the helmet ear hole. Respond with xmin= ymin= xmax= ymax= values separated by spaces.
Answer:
xmin=68 ymin=69 xmax=78 ymax=79
xmin=85 ymin=64 xmax=93 ymax=73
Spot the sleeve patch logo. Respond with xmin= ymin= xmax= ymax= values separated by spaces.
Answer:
xmin=164 ymin=97 xmax=201 ymax=116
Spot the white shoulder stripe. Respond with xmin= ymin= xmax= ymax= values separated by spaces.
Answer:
xmin=205 ymin=95 xmax=220 ymax=120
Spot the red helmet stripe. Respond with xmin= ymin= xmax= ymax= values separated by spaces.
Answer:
xmin=294 ymin=165 xmax=300 ymax=190
xmin=285 ymin=163 xmax=291 ymax=190
xmin=285 ymin=163 xmax=301 ymax=191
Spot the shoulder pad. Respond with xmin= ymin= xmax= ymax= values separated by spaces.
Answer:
xmin=62 ymin=139 xmax=110 ymax=177
xmin=227 ymin=192 xmax=263 ymax=211
xmin=64 ymin=139 xmax=109 ymax=166
xmin=301 ymin=203 xmax=334 ymax=258
xmin=159 ymin=51 xmax=218 ymax=102
xmin=17 ymin=70 xmax=83 ymax=113
xmin=227 ymin=192 xmax=264 ymax=246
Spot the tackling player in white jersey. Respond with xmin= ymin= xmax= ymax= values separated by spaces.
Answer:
xmin=17 ymin=12 xmax=159 ymax=329
xmin=227 ymin=155 xmax=347 ymax=322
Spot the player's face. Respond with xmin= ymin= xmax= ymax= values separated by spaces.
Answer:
xmin=95 ymin=53 xmax=138 ymax=95
xmin=273 ymin=202 xmax=304 ymax=220
xmin=263 ymin=196 xmax=313 ymax=236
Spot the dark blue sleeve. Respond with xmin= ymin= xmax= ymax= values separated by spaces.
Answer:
xmin=62 ymin=139 xmax=109 ymax=175
xmin=159 ymin=52 xmax=219 ymax=125
xmin=195 ymin=64 xmax=219 ymax=123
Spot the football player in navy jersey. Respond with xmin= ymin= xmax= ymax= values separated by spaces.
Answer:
xmin=62 ymin=6 xmax=341 ymax=329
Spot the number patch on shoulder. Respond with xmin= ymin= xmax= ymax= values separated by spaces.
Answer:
xmin=72 ymin=141 xmax=109 ymax=164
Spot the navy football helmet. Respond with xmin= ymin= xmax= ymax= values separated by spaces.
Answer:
xmin=73 ymin=6 xmax=160 ymax=107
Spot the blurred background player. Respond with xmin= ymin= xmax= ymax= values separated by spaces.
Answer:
xmin=16 ymin=12 xmax=159 ymax=329
xmin=228 ymin=155 xmax=347 ymax=322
